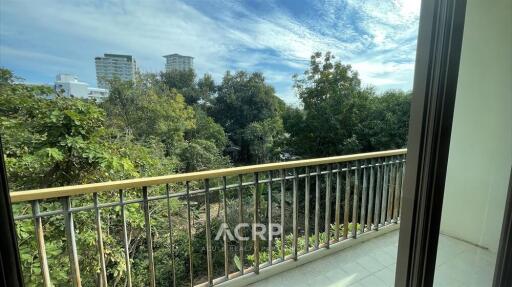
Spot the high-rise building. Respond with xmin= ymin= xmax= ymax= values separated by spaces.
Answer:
xmin=54 ymin=74 xmax=108 ymax=100
xmin=95 ymin=53 xmax=137 ymax=88
xmin=163 ymin=54 xmax=194 ymax=71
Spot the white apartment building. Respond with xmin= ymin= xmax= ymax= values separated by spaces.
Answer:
xmin=54 ymin=74 xmax=108 ymax=100
xmin=95 ymin=53 xmax=137 ymax=88
xmin=163 ymin=54 xmax=194 ymax=71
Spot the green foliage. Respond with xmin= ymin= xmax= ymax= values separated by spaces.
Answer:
xmin=243 ymin=117 xmax=286 ymax=163
xmin=161 ymin=69 xmax=200 ymax=105
xmin=246 ymin=223 xmax=361 ymax=266
xmin=2 ymin=53 xmax=411 ymax=287
xmin=286 ymin=52 xmax=410 ymax=157
xmin=211 ymin=71 xmax=286 ymax=163
xmin=102 ymin=75 xmax=196 ymax=156
xmin=178 ymin=139 xmax=230 ymax=172
xmin=186 ymin=108 xmax=228 ymax=151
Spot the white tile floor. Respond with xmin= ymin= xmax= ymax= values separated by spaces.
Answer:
xmin=251 ymin=230 xmax=496 ymax=287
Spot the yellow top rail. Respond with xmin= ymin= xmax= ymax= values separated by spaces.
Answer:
xmin=9 ymin=149 xmax=407 ymax=203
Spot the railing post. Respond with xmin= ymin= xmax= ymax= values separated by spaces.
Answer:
xmin=324 ymin=165 xmax=332 ymax=248
xmin=32 ymin=200 xmax=51 ymax=287
xmin=367 ymin=159 xmax=376 ymax=230
xmin=360 ymin=160 xmax=368 ymax=234
xmin=374 ymin=159 xmax=383 ymax=231
xmin=380 ymin=160 xmax=389 ymax=226
xmin=280 ymin=169 xmax=285 ymax=260
xmin=399 ymin=156 xmax=406 ymax=219
xmin=304 ymin=167 xmax=310 ymax=252
xmin=387 ymin=156 xmax=397 ymax=223
xmin=165 ymin=184 xmax=177 ymax=287
xmin=93 ymin=193 xmax=108 ymax=286
xmin=335 ymin=163 xmax=342 ymax=241
xmin=185 ymin=182 xmax=194 ymax=286
xmin=344 ymin=163 xmax=351 ymax=239
xmin=267 ymin=172 xmax=273 ymax=265
xmin=142 ymin=186 xmax=156 ymax=287
xmin=119 ymin=190 xmax=132 ymax=287
xmin=352 ymin=160 xmax=360 ymax=239
xmin=393 ymin=158 xmax=402 ymax=223
xmin=253 ymin=173 xmax=260 ymax=273
xmin=204 ymin=179 xmax=213 ymax=285
xmin=292 ymin=168 xmax=298 ymax=259
xmin=314 ymin=166 xmax=321 ymax=248
xmin=237 ymin=175 xmax=244 ymax=275
xmin=222 ymin=177 xmax=229 ymax=278
xmin=61 ymin=196 xmax=81 ymax=287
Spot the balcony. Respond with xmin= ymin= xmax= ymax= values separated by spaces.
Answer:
xmin=251 ymin=229 xmax=496 ymax=287
xmin=12 ymin=149 xmax=408 ymax=286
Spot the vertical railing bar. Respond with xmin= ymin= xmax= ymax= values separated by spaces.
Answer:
xmin=238 ymin=175 xmax=244 ymax=275
xmin=398 ymin=155 xmax=407 ymax=220
xmin=367 ymin=159 xmax=375 ymax=231
xmin=393 ymin=159 xmax=402 ymax=223
xmin=93 ymin=193 xmax=108 ymax=286
xmin=166 ymin=184 xmax=177 ymax=287
xmin=343 ymin=162 xmax=351 ymax=239
xmin=120 ymin=190 xmax=132 ymax=287
xmin=267 ymin=171 xmax=273 ymax=265
xmin=335 ymin=163 xmax=341 ymax=241
xmin=205 ymin=179 xmax=213 ymax=285
xmin=62 ymin=196 xmax=82 ymax=287
xmin=185 ymin=182 xmax=194 ymax=286
xmin=280 ymin=169 xmax=285 ymax=261
xmin=360 ymin=160 xmax=368 ymax=234
xmin=142 ymin=186 xmax=156 ymax=287
xmin=324 ymin=164 xmax=332 ymax=248
xmin=352 ymin=160 xmax=360 ymax=239
xmin=292 ymin=168 xmax=298 ymax=259
xmin=222 ymin=177 xmax=229 ymax=279
xmin=387 ymin=156 xmax=396 ymax=224
xmin=380 ymin=160 xmax=389 ymax=226
xmin=374 ymin=159 xmax=383 ymax=231
xmin=304 ymin=167 xmax=310 ymax=252
xmin=399 ymin=156 xmax=406 ymax=219
xmin=32 ymin=200 xmax=51 ymax=287
xmin=314 ymin=166 xmax=320 ymax=248
xmin=253 ymin=173 xmax=260 ymax=273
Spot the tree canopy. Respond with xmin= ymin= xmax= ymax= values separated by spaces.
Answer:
xmin=285 ymin=52 xmax=411 ymax=157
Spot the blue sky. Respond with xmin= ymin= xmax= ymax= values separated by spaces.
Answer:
xmin=0 ymin=0 xmax=420 ymax=104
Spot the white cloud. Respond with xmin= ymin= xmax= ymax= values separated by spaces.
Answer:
xmin=0 ymin=0 xmax=420 ymax=102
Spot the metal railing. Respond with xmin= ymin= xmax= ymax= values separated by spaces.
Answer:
xmin=11 ymin=149 xmax=406 ymax=287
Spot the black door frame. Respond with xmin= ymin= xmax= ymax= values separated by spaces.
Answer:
xmin=394 ymin=0 xmax=467 ymax=286
xmin=0 ymin=136 xmax=23 ymax=286
xmin=395 ymin=0 xmax=512 ymax=286
xmin=493 ymin=168 xmax=512 ymax=287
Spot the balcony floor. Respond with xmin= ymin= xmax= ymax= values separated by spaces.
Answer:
xmin=250 ymin=229 xmax=496 ymax=287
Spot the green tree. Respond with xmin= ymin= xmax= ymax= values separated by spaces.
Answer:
xmin=102 ymin=75 xmax=196 ymax=157
xmin=286 ymin=52 xmax=410 ymax=158
xmin=197 ymin=73 xmax=217 ymax=104
xmin=160 ymin=69 xmax=200 ymax=105
xmin=211 ymin=71 xmax=286 ymax=163
xmin=243 ymin=117 xmax=286 ymax=163
xmin=186 ymin=108 xmax=228 ymax=151
xmin=1 ymin=69 xmax=181 ymax=286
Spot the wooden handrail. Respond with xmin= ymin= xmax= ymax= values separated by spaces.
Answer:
xmin=9 ymin=149 xmax=406 ymax=203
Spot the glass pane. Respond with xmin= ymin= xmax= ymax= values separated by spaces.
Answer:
xmin=1 ymin=1 xmax=420 ymax=286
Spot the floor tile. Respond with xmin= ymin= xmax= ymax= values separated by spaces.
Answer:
xmin=251 ymin=231 xmax=494 ymax=287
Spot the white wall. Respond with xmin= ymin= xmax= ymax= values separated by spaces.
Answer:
xmin=439 ymin=0 xmax=512 ymax=252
